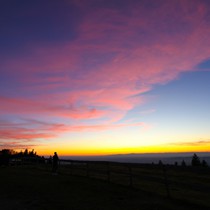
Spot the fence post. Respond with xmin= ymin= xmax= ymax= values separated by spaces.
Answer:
xmin=128 ymin=165 xmax=133 ymax=188
xmin=107 ymin=162 xmax=110 ymax=182
xmin=163 ymin=166 xmax=171 ymax=198
xmin=69 ymin=161 xmax=73 ymax=175
xmin=86 ymin=162 xmax=89 ymax=177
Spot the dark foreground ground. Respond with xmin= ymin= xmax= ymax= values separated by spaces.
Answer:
xmin=0 ymin=166 xmax=209 ymax=210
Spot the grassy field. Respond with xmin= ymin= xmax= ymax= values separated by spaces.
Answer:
xmin=57 ymin=161 xmax=210 ymax=206
xmin=0 ymin=165 xmax=209 ymax=210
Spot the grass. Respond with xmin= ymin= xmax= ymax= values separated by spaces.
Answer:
xmin=0 ymin=165 xmax=209 ymax=210
xmin=58 ymin=162 xmax=210 ymax=206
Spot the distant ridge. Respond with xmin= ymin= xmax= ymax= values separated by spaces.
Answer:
xmin=60 ymin=152 xmax=210 ymax=165
xmin=106 ymin=152 xmax=210 ymax=157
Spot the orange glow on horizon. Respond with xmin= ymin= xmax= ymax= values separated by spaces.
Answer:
xmin=38 ymin=143 xmax=210 ymax=157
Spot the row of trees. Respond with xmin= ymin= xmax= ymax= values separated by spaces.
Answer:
xmin=0 ymin=148 xmax=38 ymax=157
xmin=191 ymin=153 xmax=208 ymax=167
xmin=0 ymin=149 xmax=209 ymax=167
xmin=0 ymin=149 xmax=41 ymax=166
xmin=158 ymin=153 xmax=209 ymax=167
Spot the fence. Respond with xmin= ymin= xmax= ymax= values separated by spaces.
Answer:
xmin=9 ymin=157 xmax=210 ymax=204
xmin=57 ymin=159 xmax=210 ymax=202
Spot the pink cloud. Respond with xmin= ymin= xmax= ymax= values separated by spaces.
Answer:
xmin=0 ymin=95 xmax=107 ymax=120
xmin=0 ymin=119 xmax=147 ymax=149
xmin=0 ymin=142 xmax=38 ymax=150
xmin=0 ymin=125 xmax=54 ymax=141
xmin=1 ymin=0 xmax=210 ymax=144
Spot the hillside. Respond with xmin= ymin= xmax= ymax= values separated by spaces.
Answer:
xmin=0 ymin=165 xmax=209 ymax=210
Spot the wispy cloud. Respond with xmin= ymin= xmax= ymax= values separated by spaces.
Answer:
xmin=0 ymin=143 xmax=37 ymax=150
xmin=0 ymin=119 xmax=147 ymax=147
xmin=169 ymin=140 xmax=210 ymax=146
xmin=139 ymin=109 xmax=156 ymax=115
xmin=1 ymin=0 xmax=210 ymax=147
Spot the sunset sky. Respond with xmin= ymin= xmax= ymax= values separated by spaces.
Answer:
xmin=1 ymin=0 xmax=210 ymax=156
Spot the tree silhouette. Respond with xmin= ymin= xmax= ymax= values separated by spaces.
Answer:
xmin=24 ymin=149 xmax=28 ymax=156
xmin=158 ymin=160 xmax=163 ymax=166
xmin=0 ymin=148 xmax=41 ymax=166
xmin=181 ymin=160 xmax=186 ymax=167
xmin=202 ymin=160 xmax=208 ymax=167
xmin=0 ymin=149 xmax=15 ymax=166
xmin=191 ymin=153 xmax=201 ymax=166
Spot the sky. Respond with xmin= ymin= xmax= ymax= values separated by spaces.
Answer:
xmin=0 ymin=0 xmax=210 ymax=156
